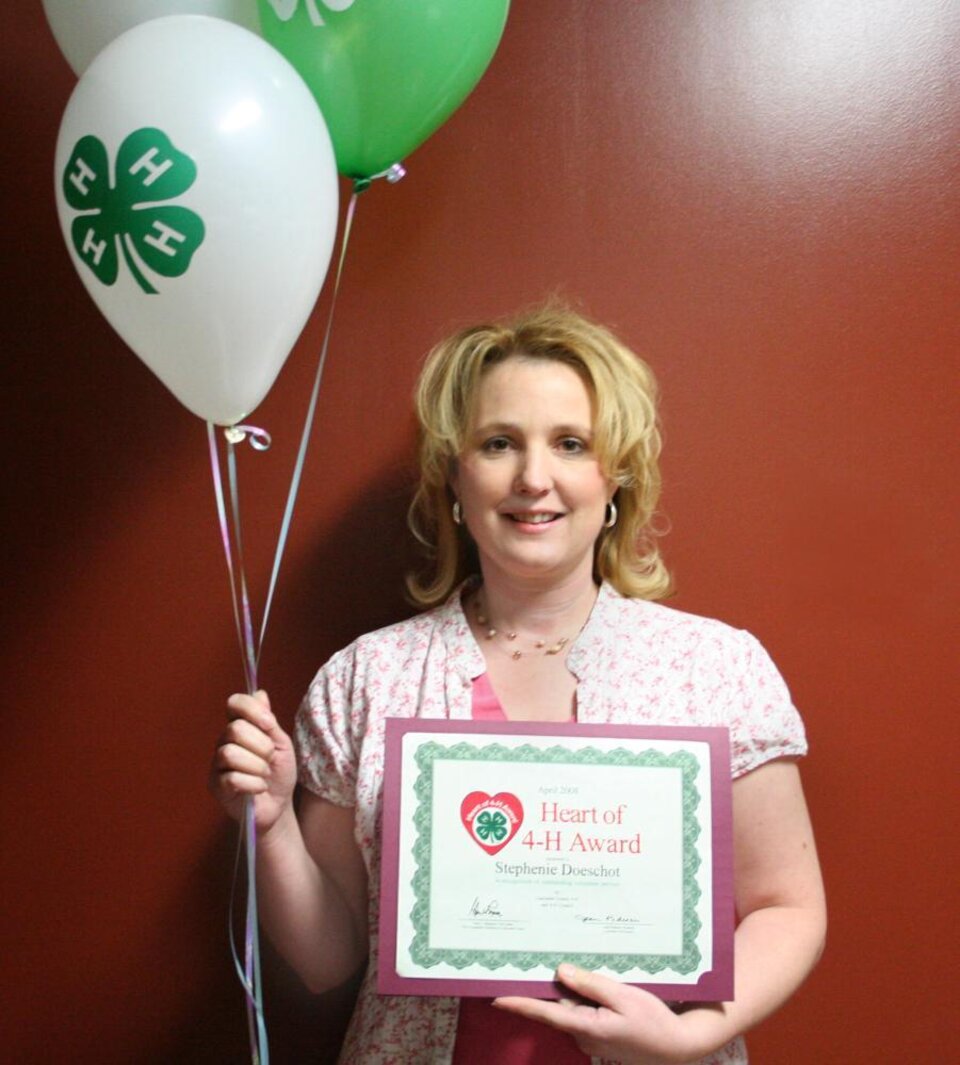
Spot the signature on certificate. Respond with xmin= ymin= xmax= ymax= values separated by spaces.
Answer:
xmin=469 ymin=897 xmax=503 ymax=917
xmin=575 ymin=913 xmax=644 ymax=925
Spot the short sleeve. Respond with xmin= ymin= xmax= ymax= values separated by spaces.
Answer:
xmin=724 ymin=630 xmax=808 ymax=778
xmin=294 ymin=646 xmax=361 ymax=808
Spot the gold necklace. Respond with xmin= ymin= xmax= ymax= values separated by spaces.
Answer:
xmin=474 ymin=596 xmax=571 ymax=660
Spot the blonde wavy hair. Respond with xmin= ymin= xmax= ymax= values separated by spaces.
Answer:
xmin=406 ymin=304 xmax=671 ymax=607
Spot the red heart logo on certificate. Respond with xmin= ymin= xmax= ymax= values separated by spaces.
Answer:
xmin=460 ymin=791 xmax=524 ymax=855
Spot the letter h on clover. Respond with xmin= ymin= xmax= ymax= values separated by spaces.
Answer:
xmin=62 ymin=128 xmax=205 ymax=295
xmin=265 ymin=0 xmax=356 ymax=27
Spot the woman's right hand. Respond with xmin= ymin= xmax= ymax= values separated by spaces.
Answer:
xmin=209 ymin=690 xmax=298 ymax=834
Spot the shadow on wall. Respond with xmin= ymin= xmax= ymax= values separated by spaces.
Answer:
xmin=264 ymin=458 xmax=427 ymax=703
xmin=151 ymin=819 xmax=362 ymax=1065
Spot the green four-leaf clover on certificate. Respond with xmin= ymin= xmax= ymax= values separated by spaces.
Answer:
xmin=475 ymin=810 xmax=508 ymax=842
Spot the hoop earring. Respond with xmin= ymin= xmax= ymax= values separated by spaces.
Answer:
xmin=603 ymin=500 xmax=618 ymax=529
xmin=452 ymin=500 xmax=463 ymax=526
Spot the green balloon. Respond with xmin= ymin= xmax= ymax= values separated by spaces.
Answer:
xmin=257 ymin=0 xmax=510 ymax=180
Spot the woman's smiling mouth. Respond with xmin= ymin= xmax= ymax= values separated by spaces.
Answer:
xmin=505 ymin=511 xmax=562 ymax=525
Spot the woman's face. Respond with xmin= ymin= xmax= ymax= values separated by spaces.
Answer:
xmin=451 ymin=356 xmax=614 ymax=588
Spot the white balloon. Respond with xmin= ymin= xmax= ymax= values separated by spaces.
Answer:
xmin=54 ymin=15 xmax=339 ymax=426
xmin=42 ymin=0 xmax=261 ymax=75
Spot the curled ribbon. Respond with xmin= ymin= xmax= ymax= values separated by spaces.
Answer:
xmin=223 ymin=425 xmax=272 ymax=451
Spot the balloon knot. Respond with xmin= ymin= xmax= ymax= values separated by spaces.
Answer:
xmin=224 ymin=425 xmax=272 ymax=451
xmin=353 ymin=162 xmax=406 ymax=194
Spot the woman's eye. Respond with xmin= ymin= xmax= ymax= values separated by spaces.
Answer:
xmin=482 ymin=436 xmax=512 ymax=453
xmin=558 ymin=437 xmax=587 ymax=454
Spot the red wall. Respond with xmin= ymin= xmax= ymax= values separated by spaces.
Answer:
xmin=3 ymin=2 xmax=957 ymax=1061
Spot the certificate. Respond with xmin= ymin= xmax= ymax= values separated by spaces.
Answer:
xmin=378 ymin=720 xmax=733 ymax=1001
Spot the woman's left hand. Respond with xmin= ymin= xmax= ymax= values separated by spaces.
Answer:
xmin=494 ymin=762 xmax=826 ymax=1064
xmin=494 ymin=963 xmax=700 ymax=1064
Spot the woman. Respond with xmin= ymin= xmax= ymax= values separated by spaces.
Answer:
xmin=211 ymin=305 xmax=826 ymax=1064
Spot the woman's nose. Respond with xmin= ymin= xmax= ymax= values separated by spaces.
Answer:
xmin=514 ymin=447 xmax=551 ymax=494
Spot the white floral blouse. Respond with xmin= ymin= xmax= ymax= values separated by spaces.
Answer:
xmin=296 ymin=582 xmax=807 ymax=1064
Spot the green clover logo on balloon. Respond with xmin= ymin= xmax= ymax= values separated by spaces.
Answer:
xmin=62 ymin=128 xmax=205 ymax=295
xmin=265 ymin=0 xmax=356 ymax=26
xmin=475 ymin=810 xmax=509 ymax=843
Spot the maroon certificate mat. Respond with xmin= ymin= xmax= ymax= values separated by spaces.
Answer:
xmin=379 ymin=720 xmax=734 ymax=1001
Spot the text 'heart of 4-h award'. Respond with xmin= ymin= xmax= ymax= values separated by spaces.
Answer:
xmin=379 ymin=720 xmax=735 ymax=1002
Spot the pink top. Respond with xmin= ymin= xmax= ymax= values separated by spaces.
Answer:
xmin=451 ymin=674 xmax=589 ymax=1065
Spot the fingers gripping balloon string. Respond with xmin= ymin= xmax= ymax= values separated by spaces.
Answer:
xmin=206 ymin=178 xmax=374 ymax=1065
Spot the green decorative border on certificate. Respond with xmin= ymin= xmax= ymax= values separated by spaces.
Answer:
xmin=408 ymin=741 xmax=703 ymax=976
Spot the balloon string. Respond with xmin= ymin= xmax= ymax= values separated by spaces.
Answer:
xmin=207 ymin=424 xmax=251 ymax=693
xmin=207 ymin=427 xmax=269 ymax=1065
xmin=207 ymin=181 xmax=368 ymax=1065
xmin=224 ymin=440 xmax=267 ymax=1064
xmin=227 ymin=440 xmax=260 ymax=693
xmin=246 ymin=800 xmax=267 ymax=1064
xmin=225 ymin=802 xmax=268 ymax=1065
xmin=256 ymin=185 xmax=363 ymax=661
